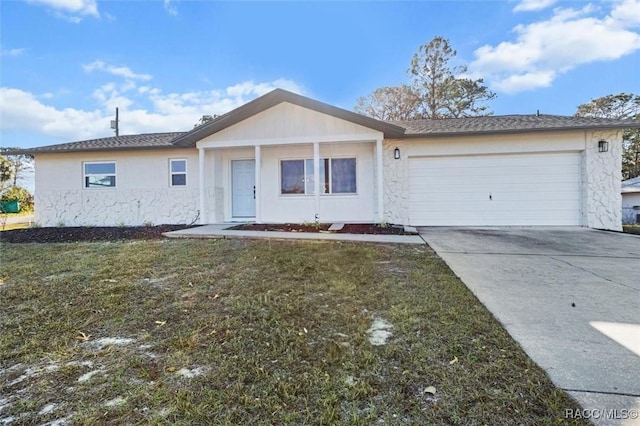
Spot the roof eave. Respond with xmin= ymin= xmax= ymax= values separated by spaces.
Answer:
xmin=402 ymin=124 xmax=640 ymax=138
xmin=15 ymin=145 xmax=194 ymax=156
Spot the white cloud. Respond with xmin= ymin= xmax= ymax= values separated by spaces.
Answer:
xmin=83 ymin=60 xmax=152 ymax=81
xmin=609 ymin=0 xmax=640 ymax=27
xmin=0 ymin=79 xmax=305 ymax=143
xmin=1 ymin=47 xmax=26 ymax=57
xmin=164 ymin=0 xmax=178 ymax=16
xmin=470 ymin=0 xmax=640 ymax=93
xmin=492 ymin=70 xmax=556 ymax=93
xmin=0 ymin=87 xmax=105 ymax=141
xmin=27 ymin=0 xmax=99 ymax=21
xmin=513 ymin=0 xmax=557 ymax=12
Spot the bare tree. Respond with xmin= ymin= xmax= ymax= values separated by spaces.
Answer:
xmin=0 ymin=149 xmax=34 ymax=188
xmin=0 ymin=155 xmax=12 ymax=192
xmin=354 ymin=85 xmax=421 ymax=121
xmin=194 ymin=114 xmax=218 ymax=128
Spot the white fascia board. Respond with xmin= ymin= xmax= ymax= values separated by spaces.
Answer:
xmin=196 ymin=132 xmax=384 ymax=149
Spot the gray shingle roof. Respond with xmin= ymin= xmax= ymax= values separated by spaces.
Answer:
xmin=622 ymin=177 xmax=640 ymax=193
xmin=8 ymin=90 xmax=640 ymax=155
xmin=393 ymin=114 xmax=640 ymax=137
xmin=14 ymin=132 xmax=186 ymax=154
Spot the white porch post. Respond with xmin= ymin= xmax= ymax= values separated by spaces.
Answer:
xmin=198 ymin=147 xmax=207 ymax=224
xmin=254 ymin=145 xmax=262 ymax=223
xmin=376 ymin=138 xmax=384 ymax=222
xmin=313 ymin=142 xmax=320 ymax=221
xmin=209 ymin=150 xmax=216 ymax=223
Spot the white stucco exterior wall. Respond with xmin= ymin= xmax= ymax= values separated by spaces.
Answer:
xmin=383 ymin=131 xmax=623 ymax=231
xmin=197 ymin=101 xmax=383 ymax=224
xmin=583 ymin=131 xmax=623 ymax=231
xmin=259 ymin=142 xmax=376 ymax=223
xmin=34 ymin=149 xmax=200 ymax=227
xmin=201 ymin=143 xmax=376 ymax=223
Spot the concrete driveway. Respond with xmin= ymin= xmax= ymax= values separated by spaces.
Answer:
xmin=419 ymin=227 xmax=640 ymax=426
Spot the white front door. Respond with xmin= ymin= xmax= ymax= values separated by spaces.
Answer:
xmin=232 ymin=159 xmax=256 ymax=218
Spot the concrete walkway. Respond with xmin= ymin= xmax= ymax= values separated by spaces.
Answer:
xmin=419 ymin=227 xmax=640 ymax=426
xmin=163 ymin=224 xmax=424 ymax=244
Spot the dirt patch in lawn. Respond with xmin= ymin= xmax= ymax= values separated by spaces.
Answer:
xmin=0 ymin=225 xmax=194 ymax=243
xmin=229 ymin=223 xmax=409 ymax=235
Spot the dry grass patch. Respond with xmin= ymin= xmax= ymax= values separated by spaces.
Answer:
xmin=0 ymin=239 xmax=586 ymax=425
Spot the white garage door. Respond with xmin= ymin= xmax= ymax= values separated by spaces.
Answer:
xmin=408 ymin=152 xmax=582 ymax=226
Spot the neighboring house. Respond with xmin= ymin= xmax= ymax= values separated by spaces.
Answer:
xmin=622 ymin=177 xmax=640 ymax=224
xmin=16 ymin=89 xmax=640 ymax=231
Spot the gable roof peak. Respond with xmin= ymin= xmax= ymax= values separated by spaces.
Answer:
xmin=172 ymin=89 xmax=406 ymax=147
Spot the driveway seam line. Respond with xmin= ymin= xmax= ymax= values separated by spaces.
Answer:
xmin=563 ymin=388 xmax=640 ymax=398
xmin=432 ymin=251 xmax=640 ymax=259
xmin=549 ymin=255 xmax=640 ymax=293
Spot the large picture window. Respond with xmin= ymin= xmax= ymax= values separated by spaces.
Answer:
xmin=281 ymin=157 xmax=356 ymax=195
xmin=170 ymin=159 xmax=187 ymax=187
xmin=84 ymin=162 xmax=116 ymax=188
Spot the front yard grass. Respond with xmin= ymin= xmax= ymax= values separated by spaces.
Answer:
xmin=623 ymin=225 xmax=640 ymax=235
xmin=0 ymin=239 xmax=586 ymax=425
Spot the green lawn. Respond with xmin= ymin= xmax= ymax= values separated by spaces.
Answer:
xmin=623 ymin=225 xmax=640 ymax=235
xmin=0 ymin=239 xmax=586 ymax=425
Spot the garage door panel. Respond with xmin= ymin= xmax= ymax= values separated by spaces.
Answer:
xmin=408 ymin=153 xmax=582 ymax=226
xmin=410 ymin=193 xmax=581 ymax=204
xmin=410 ymin=181 xmax=580 ymax=193
xmin=410 ymin=190 xmax=582 ymax=201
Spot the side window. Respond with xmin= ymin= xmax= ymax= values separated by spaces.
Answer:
xmin=170 ymin=159 xmax=187 ymax=187
xmin=84 ymin=162 xmax=116 ymax=188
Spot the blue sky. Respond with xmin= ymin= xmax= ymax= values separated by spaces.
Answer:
xmin=1 ymin=0 xmax=639 ymax=151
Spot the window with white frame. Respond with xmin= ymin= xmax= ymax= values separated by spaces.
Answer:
xmin=280 ymin=157 xmax=356 ymax=195
xmin=84 ymin=162 xmax=116 ymax=188
xmin=170 ymin=159 xmax=187 ymax=187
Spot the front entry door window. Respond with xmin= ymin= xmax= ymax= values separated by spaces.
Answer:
xmin=231 ymin=160 xmax=255 ymax=218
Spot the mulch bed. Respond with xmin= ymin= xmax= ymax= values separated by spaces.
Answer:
xmin=0 ymin=225 xmax=194 ymax=244
xmin=1 ymin=223 xmax=410 ymax=244
xmin=228 ymin=223 xmax=409 ymax=235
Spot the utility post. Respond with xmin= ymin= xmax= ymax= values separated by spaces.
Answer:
xmin=111 ymin=107 xmax=119 ymax=136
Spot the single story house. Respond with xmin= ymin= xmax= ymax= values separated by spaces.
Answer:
xmin=622 ymin=176 xmax=640 ymax=224
xmin=18 ymin=89 xmax=640 ymax=231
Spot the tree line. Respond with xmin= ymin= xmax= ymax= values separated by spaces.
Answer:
xmin=354 ymin=36 xmax=639 ymax=179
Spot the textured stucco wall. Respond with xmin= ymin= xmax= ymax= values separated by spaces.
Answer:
xmin=35 ymin=189 xmax=200 ymax=226
xmin=382 ymin=140 xmax=409 ymax=224
xmin=383 ymin=131 xmax=623 ymax=230
xmin=583 ymin=131 xmax=623 ymax=231
xmin=34 ymin=150 xmax=200 ymax=227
